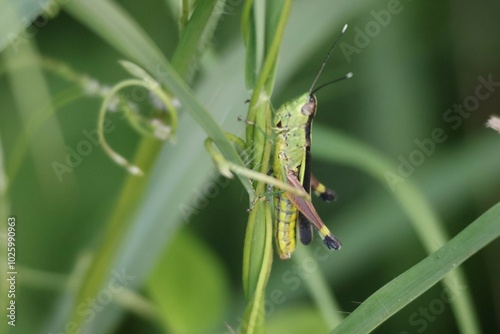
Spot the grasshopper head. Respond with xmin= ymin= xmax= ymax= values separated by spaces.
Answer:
xmin=300 ymin=93 xmax=317 ymax=117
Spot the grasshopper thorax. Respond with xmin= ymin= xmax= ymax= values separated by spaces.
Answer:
xmin=275 ymin=92 xmax=318 ymax=130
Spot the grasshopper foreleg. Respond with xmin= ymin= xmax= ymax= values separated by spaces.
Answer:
xmin=205 ymin=136 xmax=310 ymax=203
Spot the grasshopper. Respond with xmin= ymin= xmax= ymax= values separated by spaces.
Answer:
xmin=271 ymin=25 xmax=351 ymax=259
xmin=206 ymin=25 xmax=351 ymax=259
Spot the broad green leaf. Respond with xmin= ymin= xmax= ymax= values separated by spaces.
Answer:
xmin=267 ymin=306 xmax=329 ymax=334
xmin=149 ymin=229 xmax=229 ymax=334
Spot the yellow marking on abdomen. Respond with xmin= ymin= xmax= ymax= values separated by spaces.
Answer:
xmin=275 ymin=194 xmax=298 ymax=259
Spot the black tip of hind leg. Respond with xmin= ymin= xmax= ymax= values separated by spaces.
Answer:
xmin=323 ymin=235 xmax=341 ymax=250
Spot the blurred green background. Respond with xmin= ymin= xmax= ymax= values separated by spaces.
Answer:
xmin=1 ymin=0 xmax=499 ymax=333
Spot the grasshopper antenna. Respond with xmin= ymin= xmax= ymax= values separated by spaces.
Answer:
xmin=311 ymin=72 xmax=353 ymax=95
xmin=309 ymin=24 xmax=349 ymax=93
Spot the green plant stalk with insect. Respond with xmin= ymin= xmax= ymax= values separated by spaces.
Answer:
xmin=204 ymin=13 xmax=350 ymax=332
xmin=207 ymin=25 xmax=351 ymax=260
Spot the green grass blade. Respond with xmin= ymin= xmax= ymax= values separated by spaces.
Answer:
xmin=7 ymin=86 xmax=83 ymax=182
xmin=2 ymin=37 xmax=70 ymax=192
xmin=0 ymin=0 xmax=53 ymax=52
xmin=241 ymin=202 xmax=273 ymax=334
xmin=293 ymin=246 xmax=344 ymax=329
xmin=331 ymin=202 xmax=500 ymax=333
xmin=313 ymin=125 xmax=480 ymax=334
xmin=241 ymin=0 xmax=257 ymax=88
xmin=178 ymin=0 xmax=190 ymax=35
xmin=171 ymin=0 xmax=224 ymax=81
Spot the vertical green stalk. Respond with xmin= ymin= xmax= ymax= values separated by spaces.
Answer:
xmin=240 ymin=1 xmax=291 ymax=333
xmin=178 ymin=0 xmax=190 ymax=34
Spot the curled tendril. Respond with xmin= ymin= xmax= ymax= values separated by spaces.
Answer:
xmin=98 ymin=61 xmax=178 ymax=176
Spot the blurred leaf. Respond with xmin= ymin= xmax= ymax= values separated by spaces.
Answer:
xmin=292 ymin=246 xmax=344 ymax=329
xmin=120 ymin=60 xmax=156 ymax=82
xmin=0 ymin=0 xmax=54 ymax=53
xmin=2 ymin=30 xmax=69 ymax=194
xmin=148 ymin=229 xmax=229 ymax=334
xmin=267 ymin=306 xmax=329 ymax=334
xmin=332 ymin=202 xmax=500 ymax=333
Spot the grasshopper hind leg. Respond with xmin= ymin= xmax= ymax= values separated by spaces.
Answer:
xmin=322 ymin=234 xmax=342 ymax=250
xmin=298 ymin=214 xmax=313 ymax=245
xmin=311 ymin=174 xmax=336 ymax=202
xmin=309 ymin=175 xmax=339 ymax=248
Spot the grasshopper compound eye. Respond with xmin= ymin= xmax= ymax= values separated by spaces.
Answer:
xmin=300 ymin=95 xmax=317 ymax=116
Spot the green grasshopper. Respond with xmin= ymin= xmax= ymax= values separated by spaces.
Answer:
xmin=207 ymin=24 xmax=351 ymax=259
xmin=271 ymin=84 xmax=352 ymax=258
xmin=271 ymin=25 xmax=351 ymax=259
